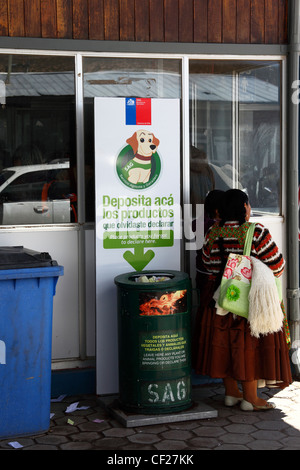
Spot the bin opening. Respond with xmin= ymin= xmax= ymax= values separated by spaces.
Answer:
xmin=131 ymin=273 xmax=173 ymax=283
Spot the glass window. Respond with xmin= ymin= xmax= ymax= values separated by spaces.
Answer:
xmin=83 ymin=57 xmax=182 ymax=222
xmin=189 ymin=60 xmax=281 ymax=216
xmin=0 ymin=54 xmax=76 ymax=224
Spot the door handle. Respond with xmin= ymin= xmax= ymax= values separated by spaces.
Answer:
xmin=34 ymin=205 xmax=49 ymax=214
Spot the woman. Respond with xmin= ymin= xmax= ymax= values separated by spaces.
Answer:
xmin=194 ymin=189 xmax=292 ymax=411
xmin=192 ymin=190 xmax=224 ymax=367
xmin=194 ymin=189 xmax=224 ymax=288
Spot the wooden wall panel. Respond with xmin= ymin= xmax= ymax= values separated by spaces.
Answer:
xmin=149 ymin=0 xmax=164 ymax=42
xmin=56 ymin=0 xmax=73 ymax=39
xmin=278 ymin=0 xmax=288 ymax=44
xmin=104 ymin=0 xmax=119 ymax=40
xmin=8 ymin=0 xmax=25 ymax=37
xmin=120 ymin=0 xmax=135 ymax=41
xmin=135 ymin=0 xmax=149 ymax=42
xmin=89 ymin=0 xmax=104 ymax=40
xmin=164 ymin=0 xmax=179 ymax=42
xmin=251 ymin=0 xmax=265 ymax=43
xmin=207 ymin=0 xmax=222 ymax=43
xmin=179 ymin=0 xmax=194 ymax=43
xmin=41 ymin=0 xmax=57 ymax=38
xmin=223 ymin=0 xmax=236 ymax=43
xmin=0 ymin=0 xmax=289 ymax=45
xmin=265 ymin=0 xmax=278 ymax=44
xmin=24 ymin=0 xmax=41 ymax=37
xmin=194 ymin=0 xmax=208 ymax=43
xmin=73 ymin=0 xmax=89 ymax=39
xmin=0 ymin=2 xmax=9 ymax=36
xmin=236 ymin=0 xmax=251 ymax=43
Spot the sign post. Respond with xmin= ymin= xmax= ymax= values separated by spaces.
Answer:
xmin=95 ymin=97 xmax=181 ymax=394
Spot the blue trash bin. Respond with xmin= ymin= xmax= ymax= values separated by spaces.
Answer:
xmin=0 ymin=246 xmax=63 ymax=439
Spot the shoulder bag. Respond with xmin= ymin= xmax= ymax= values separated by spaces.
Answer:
xmin=217 ymin=222 xmax=255 ymax=318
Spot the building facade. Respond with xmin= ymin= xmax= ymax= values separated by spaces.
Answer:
xmin=0 ymin=0 xmax=298 ymax=395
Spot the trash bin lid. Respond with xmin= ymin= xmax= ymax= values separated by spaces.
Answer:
xmin=0 ymin=246 xmax=58 ymax=270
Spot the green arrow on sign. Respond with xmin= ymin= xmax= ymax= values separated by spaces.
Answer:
xmin=123 ymin=246 xmax=155 ymax=271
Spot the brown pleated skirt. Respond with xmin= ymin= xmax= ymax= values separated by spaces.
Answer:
xmin=193 ymin=279 xmax=292 ymax=388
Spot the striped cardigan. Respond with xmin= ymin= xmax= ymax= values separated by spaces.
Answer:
xmin=201 ymin=221 xmax=285 ymax=278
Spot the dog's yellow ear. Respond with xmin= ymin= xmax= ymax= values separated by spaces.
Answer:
xmin=126 ymin=132 xmax=138 ymax=154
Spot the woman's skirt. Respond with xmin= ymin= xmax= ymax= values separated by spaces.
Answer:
xmin=194 ymin=280 xmax=292 ymax=388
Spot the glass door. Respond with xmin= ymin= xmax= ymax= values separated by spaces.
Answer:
xmin=189 ymin=59 xmax=284 ymax=291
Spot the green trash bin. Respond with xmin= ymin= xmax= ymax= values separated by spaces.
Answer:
xmin=114 ymin=270 xmax=192 ymax=414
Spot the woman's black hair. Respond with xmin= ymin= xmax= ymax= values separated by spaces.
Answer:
xmin=204 ymin=189 xmax=224 ymax=219
xmin=220 ymin=189 xmax=249 ymax=226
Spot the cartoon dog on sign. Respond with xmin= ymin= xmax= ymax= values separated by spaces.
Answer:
xmin=122 ymin=130 xmax=160 ymax=184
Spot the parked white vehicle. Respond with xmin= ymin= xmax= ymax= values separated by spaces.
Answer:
xmin=0 ymin=160 xmax=75 ymax=224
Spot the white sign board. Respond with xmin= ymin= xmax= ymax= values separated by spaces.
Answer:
xmin=95 ymin=97 xmax=181 ymax=394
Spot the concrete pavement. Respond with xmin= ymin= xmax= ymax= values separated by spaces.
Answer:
xmin=1 ymin=380 xmax=300 ymax=452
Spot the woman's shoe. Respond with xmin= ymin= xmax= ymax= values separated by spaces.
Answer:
xmin=240 ymin=399 xmax=276 ymax=411
xmin=224 ymin=395 xmax=243 ymax=407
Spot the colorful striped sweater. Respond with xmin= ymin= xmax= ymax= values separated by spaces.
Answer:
xmin=201 ymin=221 xmax=285 ymax=278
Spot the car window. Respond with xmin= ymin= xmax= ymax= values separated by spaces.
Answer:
xmin=0 ymin=168 xmax=71 ymax=203
xmin=0 ymin=170 xmax=15 ymax=186
xmin=45 ymin=169 xmax=72 ymax=200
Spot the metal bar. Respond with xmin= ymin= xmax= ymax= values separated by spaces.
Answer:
xmin=182 ymin=56 xmax=190 ymax=271
xmin=75 ymin=54 xmax=87 ymax=360
xmin=232 ymin=72 xmax=238 ymax=187
xmin=0 ymin=36 xmax=288 ymax=56
xmin=182 ymin=57 xmax=190 ymax=207
xmin=287 ymin=0 xmax=300 ymax=376
xmin=287 ymin=0 xmax=300 ymax=323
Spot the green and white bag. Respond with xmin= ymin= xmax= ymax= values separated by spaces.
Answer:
xmin=217 ymin=223 xmax=256 ymax=319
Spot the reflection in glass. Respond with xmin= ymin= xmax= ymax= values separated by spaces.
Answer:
xmin=0 ymin=54 xmax=76 ymax=225
xmin=189 ymin=60 xmax=281 ymax=216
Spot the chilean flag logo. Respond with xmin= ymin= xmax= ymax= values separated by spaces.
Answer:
xmin=126 ymin=98 xmax=152 ymax=125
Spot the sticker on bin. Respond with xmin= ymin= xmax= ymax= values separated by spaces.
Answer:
xmin=139 ymin=290 xmax=187 ymax=316
xmin=0 ymin=340 xmax=5 ymax=364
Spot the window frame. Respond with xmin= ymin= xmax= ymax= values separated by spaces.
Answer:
xmin=0 ymin=49 xmax=286 ymax=228
xmin=188 ymin=58 xmax=283 ymax=216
